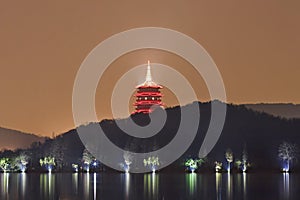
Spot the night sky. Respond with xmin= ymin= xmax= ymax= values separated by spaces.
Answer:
xmin=0 ymin=0 xmax=299 ymax=136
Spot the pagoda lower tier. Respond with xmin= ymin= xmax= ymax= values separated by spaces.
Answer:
xmin=134 ymin=87 xmax=163 ymax=113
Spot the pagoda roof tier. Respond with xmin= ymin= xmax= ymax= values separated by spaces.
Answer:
xmin=135 ymin=93 xmax=163 ymax=97
xmin=134 ymin=101 xmax=163 ymax=105
xmin=136 ymin=90 xmax=162 ymax=93
xmin=136 ymin=85 xmax=163 ymax=89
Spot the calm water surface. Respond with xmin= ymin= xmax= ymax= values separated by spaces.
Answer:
xmin=0 ymin=172 xmax=299 ymax=200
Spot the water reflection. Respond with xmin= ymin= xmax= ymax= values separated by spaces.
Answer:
xmin=226 ymin=173 xmax=232 ymax=199
xmin=39 ymin=173 xmax=55 ymax=199
xmin=143 ymin=173 xmax=159 ymax=199
xmin=282 ymin=173 xmax=290 ymax=199
xmin=0 ymin=172 xmax=299 ymax=199
xmin=215 ymin=173 xmax=222 ymax=200
xmin=83 ymin=173 xmax=90 ymax=199
xmin=19 ymin=173 xmax=27 ymax=198
xmin=0 ymin=173 xmax=9 ymax=199
xmin=124 ymin=173 xmax=130 ymax=199
xmin=186 ymin=173 xmax=197 ymax=197
xmin=72 ymin=173 xmax=78 ymax=195
xmin=93 ymin=173 xmax=97 ymax=200
xmin=243 ymin=172 xmax=247 ymax=199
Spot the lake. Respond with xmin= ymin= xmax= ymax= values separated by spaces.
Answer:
xmin=0 ymin=172 xmax=299 ymax=200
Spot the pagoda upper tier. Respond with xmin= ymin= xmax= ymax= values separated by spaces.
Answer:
xmin=134 ymin=61 xmax=163 ymax=113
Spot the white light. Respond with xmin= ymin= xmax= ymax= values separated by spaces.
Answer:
xmin=242 ymin=166 xmax=247 ymax=173
xmin=282 ymin=168 xmax=289 ymax=173
xmin=152 ymin=167 xmax=156 ymax=173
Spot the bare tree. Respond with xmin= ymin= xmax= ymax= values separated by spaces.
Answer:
xmin=123 ymin=151 xmax=133 ymax=172
xmin=82 ymin=149 xmax=95 ymax=172
xmin=14 ymin=153 xmax=29 ymax=172
xmin=225 ymin=149 xmax=234 ymax=172
xmin=241 ymin=146 xmax=249 ymax=172
xmin=278 ymin=142 xmax=298 ymax=172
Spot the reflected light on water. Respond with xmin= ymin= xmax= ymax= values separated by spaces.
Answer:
xmin=72 ymin=173 xmax=78 ymax=195
xmin=20 ymin=173 xmax=26 ymax=198
xmin=39 ymin=173 xmax=55 ymax=199
xmin=48 ymin=173 xmax=53 ymax=197
xmin=0 ymin=173 xmax=9 ymax=199
xmin=125 ymin=173 xmax=130 ymax=199
xmin=243 ymin=172 xmax=247 ymax=199
xmin=143 ymin=173 xmax=159 ymax=199
xmin=83 ymin=173 xmax=90 ymax=199
xmin=283 ymin=172 xmax=290 ymax=199
xmin=93 ymin=173 xmax=97 ymax=200
xmin=215 ymin=173 xmax=222 ymax=200
xmin=226 ymin=173 xmax=232 ymax=199
xmin=186 ymin=173 xmax=197 ymax=197
xmin=0 ymin=172 xmax=299 ymax=199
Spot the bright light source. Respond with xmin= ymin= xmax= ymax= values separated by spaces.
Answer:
xmin=282 ymin=168 xmax=289 ymax=173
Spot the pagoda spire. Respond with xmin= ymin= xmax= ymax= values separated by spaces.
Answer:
xmin=145 ymin=60 xmax=152 ymax=82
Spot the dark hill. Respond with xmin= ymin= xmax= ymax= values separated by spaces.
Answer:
xmin=1 ymin=101 xmax=300 ymax=171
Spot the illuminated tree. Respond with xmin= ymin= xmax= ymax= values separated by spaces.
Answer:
xmin=0 ymin=158 xmax=10 ymax=172
xmin=235 ymin=160 xmax=250 ymax=172
xmin=225 ymin=149 xmax=234 ymax=172
xmin=39 ymin=156 xmax=55 ymax=173
xmin=235 ymin=148 xmax=250 ymax=172
xmin=185 ymin=158 xmax=205 ymax=173
xmin=14 ymin=153 xmax=29 ymax=172
xmin=123 ymin=151 xmax=133 ymax=173
xmin=278 ymin=142 xmax=298 ymax=172
xmin=144 ymin=156 xmax=160 ymax=172
xmin=215 ymin=161 xmax=223 ymax=172
xmin=72 ymin=164 xmax=79 ymax=172
xmin=82 ymin=149 xmax=95 ymax=172
xmin=241 ymin=147 xmax=251 ymax=172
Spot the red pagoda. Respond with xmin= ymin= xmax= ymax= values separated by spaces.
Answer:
xmin=134 ymin=61 xmax=163 ymax=113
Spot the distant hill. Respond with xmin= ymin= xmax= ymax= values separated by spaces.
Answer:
xmin=1 ymin=101 xmax=300 ymax=171
xmin=245 ymin=103 xmax=300 ymax=119
xmin=0 ymin=127 xmax=45 ymax=150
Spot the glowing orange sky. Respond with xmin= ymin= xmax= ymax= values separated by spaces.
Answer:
xmin=0 ymin=0 xmax=299 ymax=136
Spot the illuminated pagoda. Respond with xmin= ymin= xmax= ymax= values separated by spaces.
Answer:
xmin=134 ymin=61 xmax=163 ymax=113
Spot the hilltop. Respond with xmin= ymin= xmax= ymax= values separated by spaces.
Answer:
xmin=0 ymin=127 xmax=45 ymax=150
